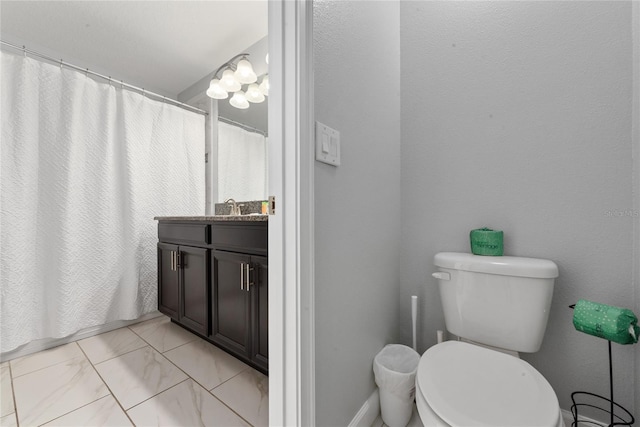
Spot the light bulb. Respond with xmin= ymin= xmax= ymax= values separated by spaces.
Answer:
xmin=206 ymin=78 xmax=228 ymax=99
xmin=246 ymin=84 xmax=265 ymax=103
xmin=234 ymin=59 xmax=257 ymax=84
xmin=259 ymin=75 xmax=269 ymax=96
xmin=220 ymin=69 xmax=241 ymax=92
xmin=229 ymin=91 xmax=249 ymax=109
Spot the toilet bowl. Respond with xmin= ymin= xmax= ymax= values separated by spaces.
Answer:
xmin=415 ymin=341 xmax=564 ymax=427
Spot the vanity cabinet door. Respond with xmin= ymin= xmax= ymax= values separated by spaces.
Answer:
xmin=158 ymin=243 xmax=180 ymax=319
xmin=211 ymin=250 xmax=251 ymax=358
xmin=251 ymin=255 xmax=269 ymax=371
xmin=179 ymin=246 xmax=209 ymax=336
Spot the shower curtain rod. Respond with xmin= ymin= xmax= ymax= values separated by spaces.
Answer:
xmin=218 ymin=116 xmax=268 ymax=137
xmin=0 ymin=40 xmax=207 ymax=116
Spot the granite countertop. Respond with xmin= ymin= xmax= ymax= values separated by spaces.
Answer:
xmin=154 ymin=215 xmax=268 ymax=222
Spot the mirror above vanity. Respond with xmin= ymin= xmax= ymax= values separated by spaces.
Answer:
xmin=179 ymin=36 xmax=269 ymax=213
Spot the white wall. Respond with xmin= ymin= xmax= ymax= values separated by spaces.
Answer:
xmin=313 ymin=1 xmax=401 ymax=425
xmin=399 ymin=0 xmax=638 ymax=416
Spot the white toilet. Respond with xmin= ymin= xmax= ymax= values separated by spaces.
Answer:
xmin=416 ymin=252 xmax=564 ymax=427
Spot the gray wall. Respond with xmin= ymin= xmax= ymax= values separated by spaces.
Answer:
xmin=399 ymin=0 xmax=638 ymax=416
xmin=313 ymin=1 xmax=401 ymax=425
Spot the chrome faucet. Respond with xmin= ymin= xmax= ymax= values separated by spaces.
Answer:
xmin=224 ymin=198 xmax=242 ymax=216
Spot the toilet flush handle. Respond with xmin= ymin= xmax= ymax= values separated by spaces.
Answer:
xmin=432 ymin=272 xmax=451 ymax=281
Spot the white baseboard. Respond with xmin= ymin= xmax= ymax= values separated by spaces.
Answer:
xmin=349 ymin=388 xmax=380 ymax=427
xmin=0 ymin=311 xmax=163 ymax=362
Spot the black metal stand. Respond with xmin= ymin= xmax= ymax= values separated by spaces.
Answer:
xmin=570 ymin=341 xmax=634 ymax=427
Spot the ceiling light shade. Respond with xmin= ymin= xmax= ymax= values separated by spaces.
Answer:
xmin=259 ymin=75 xmax=269 ymax=96
xmin=220 ymin=69 xmax=241 ymax=92
xmin=206 ymin=78 xmax=228 ymax=99
xmin=229 ymin=91 xmax=249 ymax=109
xmin=246 ymin=84 xmax=265 ymax=103
xmin=234 ymin=59 xmax=257 ymax=84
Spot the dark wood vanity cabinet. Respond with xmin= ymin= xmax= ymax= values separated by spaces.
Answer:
xmin=157 ymin=243 xmax=180 ymax=319
xmin=209 ymin=222 xmax=268 ymax=372
xmin=210 ymin=251 xmax=268 ymax=372
xmin=251 ymin=255 xmax=269 ymax=369
xmin=210 ymin=250 xmax=251 ymax=359
xmin=157 ymin=220 xmax=268 ymax=373
xmin=157 ymin=243 xmax=209 ymax=336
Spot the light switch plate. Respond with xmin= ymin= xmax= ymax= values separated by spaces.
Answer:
xmin=315 ymin=121 xmax=340 ymax=166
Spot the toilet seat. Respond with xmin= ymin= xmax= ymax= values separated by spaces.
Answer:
xmin=416 ymin=341 xmax=560 ymax=427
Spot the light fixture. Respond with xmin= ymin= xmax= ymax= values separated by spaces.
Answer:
xmin=206 ymin=78 xmax=227 ymax=99
xmin=246 ymin=84 xmax=265 ymax=103
xmin=234 ymin=58 xmax=257 ymax=84
xmin=229 ymin=91 xmax=250 ymax=109
xmin=259 ymin=75 xmax=269 ymax=97
xmin=205 ymin=53 xmax=268 ymax=110
xmin=219 ymin=69 xmax=241 ymax=92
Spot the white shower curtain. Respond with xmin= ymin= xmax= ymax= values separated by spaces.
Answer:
xmin=0 ymin=51 xmax=205 ymax=353
xmin=218 ymin=121 xmax=267 ymax=202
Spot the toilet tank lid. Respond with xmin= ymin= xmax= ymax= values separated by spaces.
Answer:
xmin=434 ymin=252 xmax=559 ymax=278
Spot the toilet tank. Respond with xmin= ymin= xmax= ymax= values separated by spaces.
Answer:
xmin=433 ymin=252 xmax=559 ymax=353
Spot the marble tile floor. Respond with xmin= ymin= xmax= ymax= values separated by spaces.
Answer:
xmin=0 ymin=315 xmax=268 ymax=426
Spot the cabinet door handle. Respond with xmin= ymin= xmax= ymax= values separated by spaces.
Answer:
xmin=171 ymin=251 xmax=175 ymax=271
xmin=246 ymin=263 xmax=253 ymax=292
xmin=240 ymin=262 xmax=244 ymax=291
xmin=176 ymin=252 xmax=181 ymax=269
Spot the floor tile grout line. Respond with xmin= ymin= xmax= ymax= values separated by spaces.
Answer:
xmin=160 ymin=335 xmax=204 ymax=355
xmin=126 ymin=318 xmax=198 ymax=354
xmin=126 ymin=321 xmax=160 ymax=350
xmin=208 ymin=364 xmax=253 ymax=392
xmin=83 ymin=341 xmax=149 ymax=367
xmin=91 ymin=344 xmax=190 ymax=416
xmin=206 ymin=386 xmax=255 ymax=427
xmin=123 ymin=377 xmax=191 ymax=413
xmin=35 ymin=394 xmax=113 ymax=427
xmin=93 ymin=341 xmax=182 ymax=420
xmin=116 ymin=337 xmax=253 ymax=426
xmin=16 ymin=355 xmax=109 ymax=427
xmin=11 ymin=348 xmax=96 ymax=426
xmin=126 ymin=317 xmax=171 ymax=348
xmin=149 ymin=323 xmax=265 ymax=426
xmin=7 ymin=359 xmax=19 ymax=426
xmin=121 ymin=373 xmax=256 ymax=427
xmin=9 ymin=342 xmax=84 ymax=380
xmin=75 ymin=340 xmax=137 ymax=427
xmin=76 ymin=325 xmax=150 ymax=365
xmin=128 ymin=339 xmax=256 ymax=426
